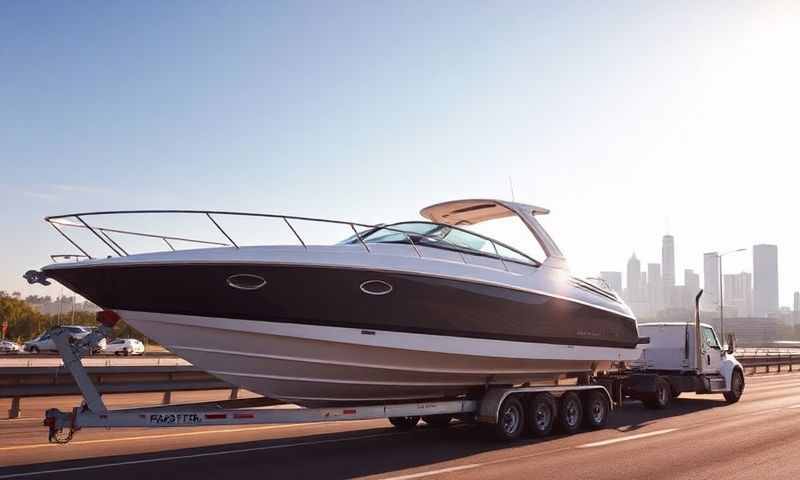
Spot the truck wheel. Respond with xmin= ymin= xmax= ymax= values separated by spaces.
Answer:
xmin=724 ymin=369 xmax=745 ymax=404
xmin=583 ymin=390 xmax=610 ymax=429
xmin=557 ymin=392 xmax=583 ymax=434
xmin=389 ymin=416 xmax=420 ymax=430
xmin=493 ymin=396 xmax=525 ymax=441
xmin=526 ymin=393 xmax=556 ymax=437
xmin=30 ymin=346 xmax=39 ymax=354
xmin=643 ymin=378 xmax=671 ymax=409
xmin=422 ymin=414 xmax=452 ymax=427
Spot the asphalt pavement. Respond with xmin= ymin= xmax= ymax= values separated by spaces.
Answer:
xmin=2 ymin=372 xmax=800 ymax=479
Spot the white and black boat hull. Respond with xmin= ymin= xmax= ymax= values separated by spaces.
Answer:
xmin=41 ymin=245 xmax=642 ymax=406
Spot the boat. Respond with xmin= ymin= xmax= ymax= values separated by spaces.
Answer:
xmin=25 ymin=199 xmax=643 ymax=407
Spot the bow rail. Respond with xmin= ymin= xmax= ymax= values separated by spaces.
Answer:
xmin=44 ymin=209 xmax=540 ymax=271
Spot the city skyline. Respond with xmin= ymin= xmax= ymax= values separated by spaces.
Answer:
xmin=604 ymin=234 xmax=789 ymax=318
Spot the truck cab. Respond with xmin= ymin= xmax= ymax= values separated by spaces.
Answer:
xmin=628 ymin=322 xmax=745 ymax=407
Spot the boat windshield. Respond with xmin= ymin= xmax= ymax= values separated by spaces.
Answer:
xmin=338 ymin=222 xmax=537 ymax=265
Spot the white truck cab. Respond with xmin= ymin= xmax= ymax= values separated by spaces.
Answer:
xmin=624 ymin=321 xmax=745 ymax=407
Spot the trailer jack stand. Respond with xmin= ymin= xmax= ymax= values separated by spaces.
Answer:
xmin=44 ymin=408 xmax=79 ymax=444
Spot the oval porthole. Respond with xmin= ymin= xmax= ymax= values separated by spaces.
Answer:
xmin=360 ymin=280 xmax=393 ymax=296
xmin=227 ymin=274 xmax=266 ymax=291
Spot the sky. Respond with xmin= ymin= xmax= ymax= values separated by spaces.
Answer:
xmin=2 ymin=1 xmax=799 ymax=306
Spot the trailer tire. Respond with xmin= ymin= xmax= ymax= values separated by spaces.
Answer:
xmin=526 ymin=393 xmax=556 ymax=437
xmin=724 ymin=369 xmax=745 ymax=404
xmin=643 ymin=378 xmax=671 ymax=409
xmin=583 ymin=390 xmax=610 ymax=429
xmin=389 ymin=416 xmax=420 ymax=430
xmin=492 ymin=396 xmax=525 ymax=441
xmin=422 ymin=414 xmax=452 ymax=428
xmin=557 ymin=392 xmax=583 ymax=434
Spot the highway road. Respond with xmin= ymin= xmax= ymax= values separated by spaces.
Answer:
xmin=2 ymin=372 xmax=800 ymax=479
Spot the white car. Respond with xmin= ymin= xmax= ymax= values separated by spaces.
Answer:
xmin=24 ymin=326 xmax=106 ymax=354
xmin=104 ymin=338 xmax=145 ymax=356
xmin=0 ymin=340 xmax=21 ymax=354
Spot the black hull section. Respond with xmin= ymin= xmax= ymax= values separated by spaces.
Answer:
xmin=47 ymin=264 xmax=639 ymax=348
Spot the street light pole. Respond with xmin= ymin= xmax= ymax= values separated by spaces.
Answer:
xmin=717 ymin=248 xmax=747 ymax=345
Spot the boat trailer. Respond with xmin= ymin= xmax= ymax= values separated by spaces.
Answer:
xmin=41 ymin=313 xmax=616 ymax=444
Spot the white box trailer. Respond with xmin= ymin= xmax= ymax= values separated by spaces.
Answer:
xmin=41 ymin=291 xmax=744 ymax=444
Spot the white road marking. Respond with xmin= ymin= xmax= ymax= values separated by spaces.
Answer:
xmin=748 ymin=408 xmax=783 ymax=416
xmin=577 ymin=428 xmax=678 ymax=448
xmin=788 ymin=404 xmax=800 ymax=409
xmin=379 ymin=464 xmax=482 ymax=480
xmin=0 ymin=431 xmax=404 ymax=479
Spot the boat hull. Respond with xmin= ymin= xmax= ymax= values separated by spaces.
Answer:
xmin=42 ymin=250 xmax=641 ymax=406
xmin=121 ymin=311 xmax=636 ymax=406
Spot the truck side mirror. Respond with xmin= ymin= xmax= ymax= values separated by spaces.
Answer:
xmin=726 ymin=333 xmax=736 ymax=355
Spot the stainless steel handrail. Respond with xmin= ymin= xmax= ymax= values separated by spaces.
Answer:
xmin=43 ymin=210 xmax=539 ymax=268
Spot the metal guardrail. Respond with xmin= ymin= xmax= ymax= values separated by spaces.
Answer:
xmin=737 ymin=351 xmax=800 ymax=374
xmin=0 ymin=365 xmax=237 ymax=419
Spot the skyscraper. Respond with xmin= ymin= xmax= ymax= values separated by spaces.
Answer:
xmin=753 ymin=244 xmax=779 ymax=317
xmin=703 ymin=252 xmax=720 ymax=310
xmin=662 ymin=235 xmax=675 ymax=307
xmin=626 ymin=253 xmax=641 ymax=302
xmin=684 ymin=269 xmax=700 ymax=306
xmin=647 ymin=263 xmax=662 ymax=313
xmin=600 ymin=271 xmax=622 ymax=293
xmin=723 ymin=272 xmax=752 ymax=317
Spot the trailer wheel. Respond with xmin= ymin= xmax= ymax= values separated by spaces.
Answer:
xmin=583 ymin=390 xmax=609 ymax=429
xmin=493 ymin=396 xmax=525 ymax=441
xmin=422 ymin=414 xmax=452 ymax=428
xmin=643 ymin=378 xmax=671 ymax=409
xmin=526 ymin=393 xmax=556 ymax=437
xmin=389 ymin=416 xmax=420 ymax=430
xmin=557 ymin=392 xmax=583 ymax=434
xmin=724 ymin=369 xmax=745 ymax=404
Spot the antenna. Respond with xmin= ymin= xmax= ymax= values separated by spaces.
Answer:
xmin=508 ymin=177 xmax=515 ymax=202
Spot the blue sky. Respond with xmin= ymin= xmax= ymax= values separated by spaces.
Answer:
xmin=3 ymin=1 xmax=800 ymax=306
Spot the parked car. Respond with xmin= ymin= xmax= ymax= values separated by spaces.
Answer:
xmin=24 ymin=326 xmax=106 ymax=354
xmin=103 ymin=338 xmax=145 ymax=356
xmin=0 ymin=340 xmax=21 ymax=354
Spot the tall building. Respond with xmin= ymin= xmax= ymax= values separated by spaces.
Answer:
xmin=647 ymin=263 xmax=662 ymax=313
xmin=723 ymin=272 xmax=752 ymax=317
xmin=600 ymin=271 xmax=622 ymax=293
xmin=626 ymin=253 xmax=642 ymax=302
xmin=684 ymin=269 xmax=700 ymax=306
xmin=795 ymin=292 xmax=800 ymax=312
xmin=703 ymin=252 xmax=720 ymax=310
xmin=753 ymin=244 xmax=779 ymax=317
xmin=662 ymin=235 xmax=675 ymax=307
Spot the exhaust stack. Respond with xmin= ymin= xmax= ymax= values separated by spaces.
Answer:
xmin=695 ymin=290 xmax=703 ymax=373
